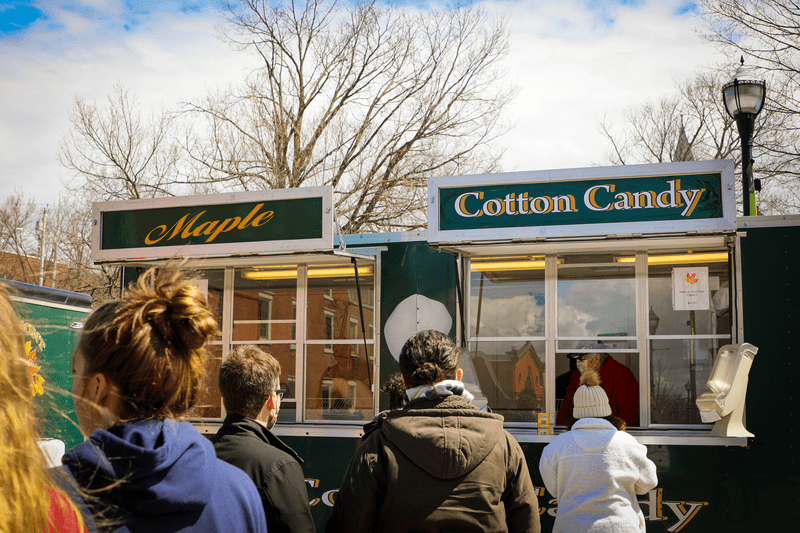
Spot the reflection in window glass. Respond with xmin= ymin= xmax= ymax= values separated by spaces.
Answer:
xmin=557 ymin=257 xmax=636 ymax=340
xmin=647 ymin=251 xmax=732 ymax=425
xmin=188 ymin=344 xmax=223 ymax=418
xmin=470 ymin=257 xmax=545 ymax=338
xmin=650 ymin=339 xmax=720 ymax=424
xmin=464 ymin=341 xmax=545 ymax=422
xmin=647 ymin=253 xmax=731 ymax=337
xmin=306 ymin=270 xmax=375 ymax=422
xmin=200 ymin=269 xmax=224 ymax=341
xmin=233 ymin=272 xmax=297 ymax=343
xmin=305 ymin=344 xmax=374 ymax=421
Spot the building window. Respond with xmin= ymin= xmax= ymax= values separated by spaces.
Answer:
xmin=258 ymin=292 xmax=273 ymax=340
xmin=322 ymin=378 xmax=333 ymax=410
xmin=348 ymin=379 xmax=357 ymax=409
xmin=324 ymin=309 xmax=335 ymax=353
xmin=350 ymin=317 xmax=359 ymax=357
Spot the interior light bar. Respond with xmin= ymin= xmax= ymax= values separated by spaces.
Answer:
xmin=471 ymin=259 xmax=548 ymax=272
xmin=242 ymin=264 xmax=374 ymax=280
xmin=614 ymin=252 xmax=729 ymax=265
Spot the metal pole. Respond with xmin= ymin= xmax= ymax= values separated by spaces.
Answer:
xmin=735 ymin=113 xmax=756 ymax=216
xmin=37 ymin=206 xmax=47 ymax=286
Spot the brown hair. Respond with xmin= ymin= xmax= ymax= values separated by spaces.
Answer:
xmin=75 ymin=264 xmax=217 ymax=421
xmin=399 ymin=330 xmax=459 ymax=388
xmin=218 ymin=345 xmax=281 ymax=418
xmin=380 ymin=373 xmax=406 ymax=410
xmin=0 ymin=284 xmax=86 ymax=531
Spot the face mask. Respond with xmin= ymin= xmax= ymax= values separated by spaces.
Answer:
xmin=576 ymin=360 xmax=589 ymax=374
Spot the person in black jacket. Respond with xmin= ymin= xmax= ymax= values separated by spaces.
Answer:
xmin=213 ymin=345 xmax=316 ymax=533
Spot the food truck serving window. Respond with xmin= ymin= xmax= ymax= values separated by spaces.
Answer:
xmin=464 ymin=242 xmax=732 ymax=428
xmin=188 ymin=262 xmax=376 ymax=424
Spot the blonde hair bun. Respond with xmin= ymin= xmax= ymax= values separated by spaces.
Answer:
xmin=579 ymin=369 xmax=602 ymax=388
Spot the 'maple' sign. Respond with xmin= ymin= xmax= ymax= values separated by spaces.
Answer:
xmin=92 ymin=188 xmax=333 ymax=261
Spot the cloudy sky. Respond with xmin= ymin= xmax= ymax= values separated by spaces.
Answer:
xmin=0 ymin=0 xmax=728 ymax=209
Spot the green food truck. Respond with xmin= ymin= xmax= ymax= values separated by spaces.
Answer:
xmin=90 ymin=160 xmax=798 ymax=531
xmin=6 ymin=280 xmax=92 ymax=462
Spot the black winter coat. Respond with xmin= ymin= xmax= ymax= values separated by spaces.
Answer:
xmin=213 ymin=414 xmax=316 ymax=533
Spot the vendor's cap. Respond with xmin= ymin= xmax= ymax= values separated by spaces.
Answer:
xmin=573 ymin=370 xmax=612 ymax=419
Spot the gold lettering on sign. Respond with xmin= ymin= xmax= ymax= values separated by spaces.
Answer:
xmin=143 ymin=203 xmax=275 ymax=246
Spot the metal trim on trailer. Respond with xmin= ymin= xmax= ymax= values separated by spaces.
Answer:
xmin=3 ymin=279 xmax=93 ymax=311
xmin=7 ymin=296 xmax=92 ymax=314
xmin=737 ymin=213 xmax=800 ymax=229
xmin=438 ymin=235 xmax=731 ymax=257
xmin=503 ymin=428 xmax=748 ymax=446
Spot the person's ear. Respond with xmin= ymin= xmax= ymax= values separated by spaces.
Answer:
xmin=266 ymin=394 xmax=276 ymax=411
xmin=401 ymin=375 xmax=410 ymax=389
xmin=84 ymin=373 xmax=111 ymax=405
xmin=456 ymin=368 xmax=464 ymax=381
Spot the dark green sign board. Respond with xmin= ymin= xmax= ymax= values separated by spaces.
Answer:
xmin=439 ymin=173 xmax=723 ymax=231
xmin=93 ymin=187 xmax=334 ymax=262
xmin=428 ymin=162 xmax=736 ymax=243
xmin=102 ymin=197 xmax=323 ymax=250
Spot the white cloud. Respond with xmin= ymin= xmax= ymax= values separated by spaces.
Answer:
xmin=0 ymin=0 xmax=729 ymax=209
xmin=0 ymin=1 xmax=252 ymax=206
xmin=470 ymin=294 xmax=545 ymax=338
xmin=491 ymin=0 xmax=726 ymax=173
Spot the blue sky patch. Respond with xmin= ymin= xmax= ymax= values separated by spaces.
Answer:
xmin=0 ymin=1 xmax=44 ymax=33
xmin=675 ymin=2 xmax=697 ymax=16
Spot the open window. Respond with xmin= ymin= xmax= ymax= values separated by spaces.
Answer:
xmin=462 ymin=240 xmax=733 ymax=429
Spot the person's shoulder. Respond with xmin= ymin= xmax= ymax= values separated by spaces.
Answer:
xmin=219 ymin=430 xmax=299 ymax=466
xmin=607 ymin=430 xmax=647 ymax=452
xmin=213 ymin=456 xmax=265 ymax=496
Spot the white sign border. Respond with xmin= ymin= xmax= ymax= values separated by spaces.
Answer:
xmin=92 ymin=187 xmax=334 ymax=263
xmin=427 ymin=160 xmax=736 ymax=244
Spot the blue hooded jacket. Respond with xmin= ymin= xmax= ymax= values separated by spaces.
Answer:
xmin=61 ymin=419 xmax=267 ymax=533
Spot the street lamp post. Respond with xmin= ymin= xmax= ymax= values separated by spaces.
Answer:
xmin=722 ymin=58 xmax=766 ymax=217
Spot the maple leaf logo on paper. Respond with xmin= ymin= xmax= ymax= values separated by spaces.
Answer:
xmin=685 ymin=273 xmax=698 ymax=285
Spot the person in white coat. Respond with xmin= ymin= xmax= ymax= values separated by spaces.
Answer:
xmin=539 ymin=370 xmax=657 ymax=533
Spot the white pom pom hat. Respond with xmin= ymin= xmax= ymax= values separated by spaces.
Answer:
xmin=573 ymin=370 xmax=612 ymax=419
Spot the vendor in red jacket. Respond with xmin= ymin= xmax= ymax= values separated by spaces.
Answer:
xmin=556 ymin=352 xmax=640 ymax=426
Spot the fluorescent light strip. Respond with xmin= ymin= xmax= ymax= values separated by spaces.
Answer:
xmin=243 ymin=265 xmax=374 ymax=280
xmin=471 ymin=260 xmax=546 ymax=272
xmin=615 ymin=252 xmax=729 ymax=265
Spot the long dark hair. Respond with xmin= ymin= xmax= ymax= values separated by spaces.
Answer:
xmin=398 ymin=330 xmax=459 ymax=388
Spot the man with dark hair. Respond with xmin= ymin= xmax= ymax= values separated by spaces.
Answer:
xmin=213 ymin=345 xmax=316 ymax=533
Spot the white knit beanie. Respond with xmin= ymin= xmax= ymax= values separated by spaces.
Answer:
xmin=573 ymin=370 xmax=612 ymax=419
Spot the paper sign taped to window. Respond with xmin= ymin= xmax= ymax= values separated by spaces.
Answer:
xmin=672 ymin=267 xmax=709 ymax=311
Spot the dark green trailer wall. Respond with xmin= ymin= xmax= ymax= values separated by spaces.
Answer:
xmin=6 ymin=281 xmax=92 ymax=451
xmin=732 ymin=220 xmax=800 ymax=529
xmin=283 ymin=240 xmax=459 ymax=528
xmin=271 ymin=223 xmax=800 ymax=531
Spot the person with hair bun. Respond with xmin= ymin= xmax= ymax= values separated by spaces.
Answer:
xmin=539 ymin=370 xmax=657 ymax=533
xmin=326 ymin=330 xmax=541 ymax=533
xmin=60 ymin=266 xmax=267 ymax=533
